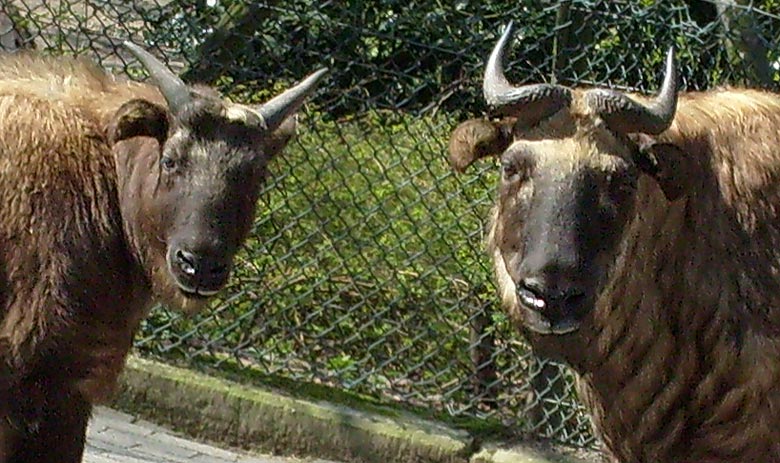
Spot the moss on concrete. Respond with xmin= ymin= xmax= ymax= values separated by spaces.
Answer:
xmin=112 ymin=356 xmax=604 ymax=463
xmin=472 ymin=443 xmax=607 ymax=463
xmin=114 ymin=356 xmax=473 ymax=463
xmin=182 ymin=353 xmax=512 ymax=439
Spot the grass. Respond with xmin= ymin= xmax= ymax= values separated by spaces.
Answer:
xmin=135 ymin=109 xmax=593 ymax=446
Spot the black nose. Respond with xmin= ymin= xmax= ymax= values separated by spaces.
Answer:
xmin=517 ymin=275 xmax=585 ymax=313
xmin=172 ymin=248 xmax=230 ymax=289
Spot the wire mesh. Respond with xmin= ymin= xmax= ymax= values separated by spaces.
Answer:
xmin=5 ymin=0 xmax=780 ymax=449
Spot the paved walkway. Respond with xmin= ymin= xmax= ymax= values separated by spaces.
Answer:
xmin=85 ymin=407 xmax=337 ymax=463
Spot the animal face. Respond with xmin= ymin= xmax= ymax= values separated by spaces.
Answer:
xmin=450 ymin=22 xmax=686 ymax=335
xmin=110 ymin=43 xmax=327 ymax=312
xmin=493 ymin=122 xmax=641 ymax=335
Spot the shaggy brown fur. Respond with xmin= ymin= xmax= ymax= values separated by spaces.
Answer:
xmin=453 ymin=88 xmax=780 ymax=463
xmin=0 ymin=52 xmax=319 ymax=462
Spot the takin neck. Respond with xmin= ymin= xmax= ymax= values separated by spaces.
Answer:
xmin=556 ymin=162 xmax=780 ymax=462
xmin=493 ymin=89 xmax=780 ymax=462
xmin=0 ymin=75 xmax=159 ymax=403
xmin=512 ymin=89 xmax=780 ymax=462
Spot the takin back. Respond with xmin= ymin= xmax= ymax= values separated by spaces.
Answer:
xmin=0 ymin=45 xmax=326 ymax=462
xmin=450 ymin=22 xmax=780 ymax=463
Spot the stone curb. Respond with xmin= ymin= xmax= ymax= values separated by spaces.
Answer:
xmin=111 ymin=356 xmax=596 ymax=463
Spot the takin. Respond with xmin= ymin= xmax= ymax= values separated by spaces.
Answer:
xmin=449 ymin=22 xmax=780 ymax=463
xmin=0 ymin=44 xmax=326 ymax=462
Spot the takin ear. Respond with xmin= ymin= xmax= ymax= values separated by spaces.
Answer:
xmin=448 ymin=117 xmax=516 ymax=173
xmin=263 ymin=115 xmax=298 ymax=158
xmin=107 ymin=99 xmax=170 ymax=147
xmin=630 ymin=133 xmax=694 ymax=201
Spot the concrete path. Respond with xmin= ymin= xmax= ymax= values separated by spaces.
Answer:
xmin=85 ymin=407 xmax=338 ymax=463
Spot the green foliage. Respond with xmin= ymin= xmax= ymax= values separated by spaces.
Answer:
xmin=136 ymin=0 xmax=780 ymax=120
xmin=15 ymin=0 xmax=780 ymax=449
xmin=132 ymin=4 xmax=780 ymax=446
xmin=137 ymin=111 xmax=526 ymax=414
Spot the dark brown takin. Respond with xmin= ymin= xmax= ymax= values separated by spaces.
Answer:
xmin=450 ymin=21 xmax=780 ymax=463
xmin=0 ymin=44 xmax=326 ymax=463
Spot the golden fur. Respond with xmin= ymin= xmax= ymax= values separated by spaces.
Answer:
xmin=484 ymin=88 xmax=780 ymax=462
xmin=0 ymin=52 xmax=165 ymax=395
xmin=0 ymin=50 xmax=302 ymax=462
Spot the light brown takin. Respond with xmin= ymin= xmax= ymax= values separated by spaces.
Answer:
xmin=449 ymin=21 xmax=780 ymax=463
xmin=0 ymin=44 xmax=326 ymax=463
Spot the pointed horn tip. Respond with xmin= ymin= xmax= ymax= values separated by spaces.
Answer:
xmin=121 ymin=40 xmax=193 ymax=115
xmin=496 ymin=21 xmax=515 ymax=47
xmin=122 ymin=41 xmax=161 ymax=68
xmin=296 ymin=67 xmax=329 ymax=89
xmin=503 ymin=21 xmax=514 ymax=35
xmin=122 ymin=41 xmax=146 ymax=57
xmin=661 ymin=46 xmax=678 ymax=94
xmin=485 ymin=21 xmax=515 ymax=82
xmin=665 ymin=47 xmax=675 ymax=69
xmin=309 ymin=67 xmax=329 ymax=81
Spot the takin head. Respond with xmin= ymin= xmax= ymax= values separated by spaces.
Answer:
xmin=109 ymin=43 xmax=327 ymax=313
xmin=449 ymin=22 xmax=696 ymax=336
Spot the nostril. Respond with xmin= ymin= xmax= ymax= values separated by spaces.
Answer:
xmin=175 ymin=249 xmax=197 ymax=276
xmin=563 ymin=289 xmax=585 ymax=303
xmin=210 ymin=263 xmax=229 ymax=277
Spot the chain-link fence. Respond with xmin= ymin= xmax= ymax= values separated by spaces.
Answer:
xmin=4 ymin=0 xmax=780 ymax=451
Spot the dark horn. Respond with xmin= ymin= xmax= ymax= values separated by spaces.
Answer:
xmin=253 ymin=68 xmax=329 ymax=132
xmin=585 ymin=47 xmax=678 ymax=134
xmin=123 ymin=41 xmax=193 ymax=115
xmin=483 ymin=21 xmax=572 ymax=124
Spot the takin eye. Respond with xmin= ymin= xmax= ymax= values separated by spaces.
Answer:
xmin=608 ymin=172 xmax=638 ymax=198
xmin=160 ymin=155 xmax=177 ymax=172
xmin=501 ymin=158 xmax=525 ymax=182
xmin=598 ymin=172 xmax=637 ymax=216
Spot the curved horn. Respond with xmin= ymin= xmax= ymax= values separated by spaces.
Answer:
xmin=584 ymin=47 xmax=678 ymax=135
xmin=123 ymin=41 xmax=193 ymax=115
xmin=483 ymin=21 xmax=572 ymax=124
xmin=251 ymin=67 xmax=329 ymax=132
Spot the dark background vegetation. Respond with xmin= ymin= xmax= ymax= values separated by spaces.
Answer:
xmin=3 ymin=0 xmax=780 ymax=450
